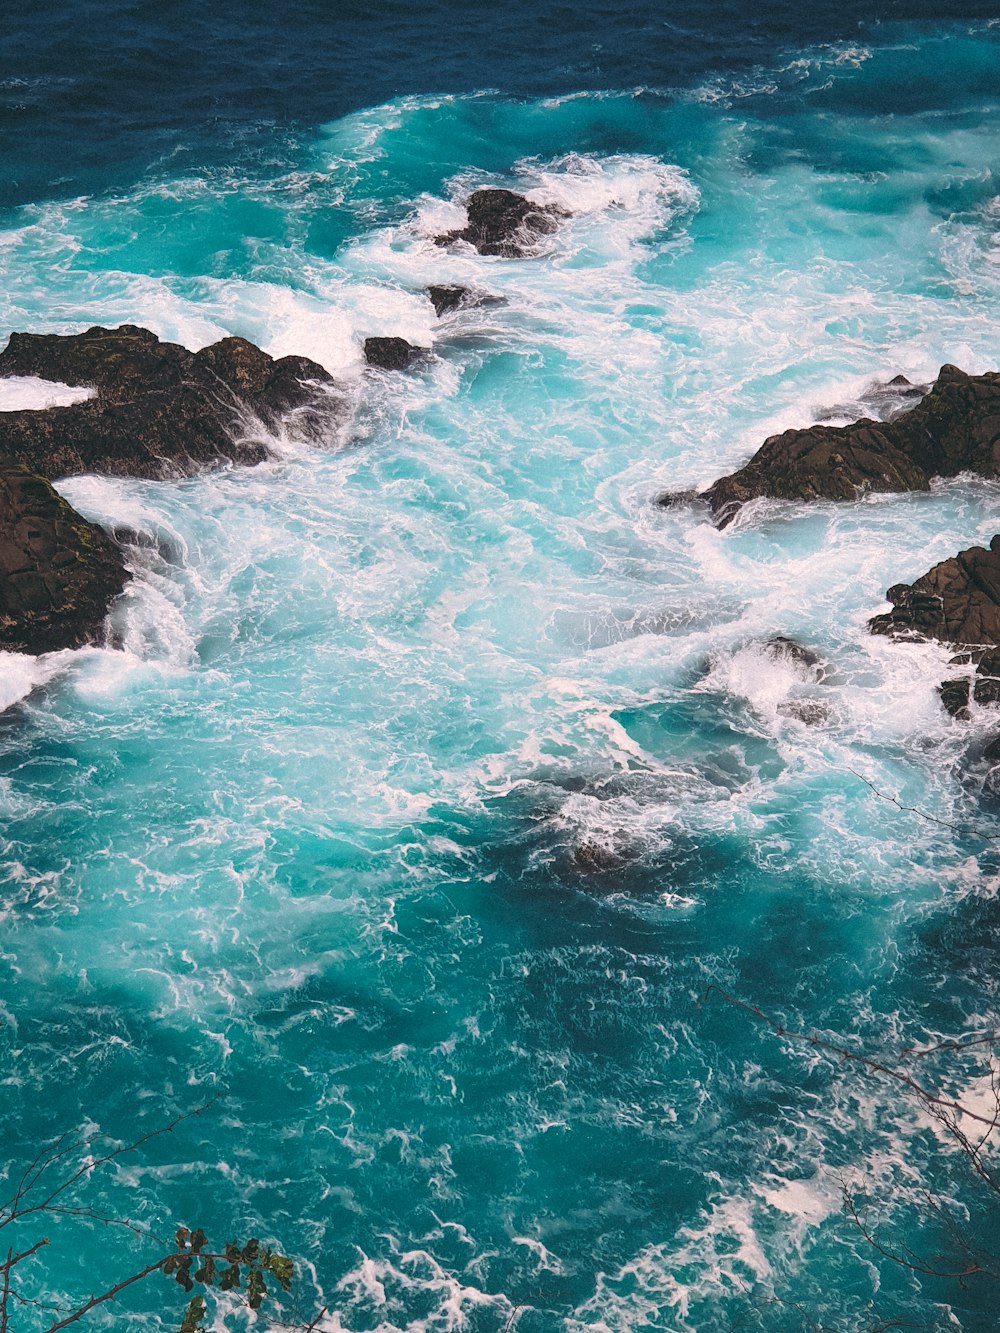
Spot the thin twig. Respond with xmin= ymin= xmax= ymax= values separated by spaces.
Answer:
xmin=848 ymin=768 xmax=999 ymax=843
xmin=702 ymin=988 xmax=999 ymax=1127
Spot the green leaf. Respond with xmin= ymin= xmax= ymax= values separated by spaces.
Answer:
xmin=194 ymin=1256 xmax=216 ymax=1286
xmin=264 ymin=1253 xmax=294 ymax=1292
xmin=219 ymin=1263 xmax=241 ymax=1293
xmin=190 ymin=1228 xmax=208 ymax=1255
xmin=175 ymin=1227 xmax=190 ymax=1250
xmin=175 ymin=1257 xmax=194 ymax=1293
xmin=224 ymin=1241 xmax=240 ymax=1264
xmin=178 ymin=1294 xmax=207 ymax=1333
xmin=241 ymin=1238 xmax=260 ymax=1264
xmin=247 ymin=1268 xmax=267 ymax=1311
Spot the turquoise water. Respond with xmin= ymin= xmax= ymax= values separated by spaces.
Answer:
xmin=2 ymin=20 xmax=1000 ymax=1332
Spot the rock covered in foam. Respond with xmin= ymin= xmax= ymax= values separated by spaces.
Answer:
xmin=689 ymin=364 xmax=1000 ymax=528
xmin=435 ymin=188 xmax=566 ymax=258
xmin=869 ymin=536 xmax=1000 ymax=717
xmin=0 ymin=459 xmax=129 ymax=654
xmin=0 ymin=324 xmax=338 ymax=480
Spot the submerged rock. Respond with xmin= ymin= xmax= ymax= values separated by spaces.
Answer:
xmin=363 ymin=337 xmax=428 ymax=371
xmin=696 ymin=364 xmax=1000 ymax=528
xmin=435 ymin=188 xmax=566 ymax=258
xmin=0 ymin=459 xmax=129 ymax=654
xmin=869 ymin=536 xmax=1000 ymax=717
xmin=0 ymin=324 xmax=337 ymax=480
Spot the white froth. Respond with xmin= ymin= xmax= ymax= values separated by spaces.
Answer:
xmin=0 ymin=375 xmax=94 ymax=409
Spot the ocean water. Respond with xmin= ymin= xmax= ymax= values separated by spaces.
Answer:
xmin=1 ymin=6 xmax=1000 ymax=1331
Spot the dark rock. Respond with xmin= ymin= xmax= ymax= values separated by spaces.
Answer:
xmin=426 ymin=285 xmax=505 ymax=317
xmin=762 ymin=635 xmax=824 ymax=675
xmin=869 ymin=537 xmax=1000 ymax=715
xmin=940 ymin=677 xmax=972 ymax=719
xmin=363 ymin=337 xmax=427 ymax=371
xmin=655 ymin=489 xmax=703 ymax=509
xmin=700 ymin=363 xmax=1000 ymax=528
xmin=435 ymin=188 xmax=566 ymax=258
xmin=869 ymin=537 xmax=1000 ymax=647
xmin=0 ymin=459 xmax=129 ymax=654
xmin=0 ymin=325 xmax=337 ymax=481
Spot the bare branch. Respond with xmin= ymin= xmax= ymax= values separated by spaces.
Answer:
xmin=703 ymin=988 xmax=1000 ymax=1128
xmin=848 ymin=769 xmax=999 ymax=843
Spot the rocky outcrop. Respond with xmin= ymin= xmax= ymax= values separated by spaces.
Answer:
xmin=0 ymin=324 xmax=336 ymax=480
xmin=869 ymin=537 xmax=1000 ymax=717
xmin=435 ymin=189 xmax=566 ymax=258
xmin=0 ymin=459 xmax=129 ymax=654
xmin=689 ymin=365 xmax=1000 ymax=527
xmin=363 ymin=337 xmax=427 ymax=371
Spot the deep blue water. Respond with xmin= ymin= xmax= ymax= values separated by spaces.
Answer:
xmin=2 ymin=4 xmax=1000 ymax=1331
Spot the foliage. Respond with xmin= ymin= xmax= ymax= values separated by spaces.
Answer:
xmin=0 ymin=1105 xmax=300 ymax=1332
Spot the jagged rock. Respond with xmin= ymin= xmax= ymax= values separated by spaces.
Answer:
xmin=0 ymin=325 xmax=337 ymax=480
xmin=435 ymin=188 xmax=566 ymax=258
xmin=0 ymin=459 xmax=129 ymax=654
xmin=363 ymin=337 xmax=427 ymax=371
xmin=696 ymin=364 xmax=1000 ymax=528
xmin=425 ymin=284 xmax=505 ymax=317
xmin=869 ymin=537 xmax=1000 ymax=717
xmin=427 ymin=285 xmax=470 ymax=317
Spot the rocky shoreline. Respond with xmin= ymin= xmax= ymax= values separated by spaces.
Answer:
xmin=3 ymin=184 xmax=1000 ymax=753
xmin=0 ymin=186 xmax=557 ymax=658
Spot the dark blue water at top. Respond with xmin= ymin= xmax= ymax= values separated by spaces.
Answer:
xmin=2 ymin=0 xmax=997 ymax=210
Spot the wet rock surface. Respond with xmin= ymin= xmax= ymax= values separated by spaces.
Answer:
xmin=0 ymin=459 xmax=129 ymax=654
xmin=435 ymin=188 xmax=566 ymax=258
xmin=426 ymin=284 xmax=504 ymax=317
xmin=691 ymin=364 xmax=1000 ymax=528
xmin=0 ymin=324 xmax=336 ymax=481
xmin=363 ymin=337 xmax=428 ymax=371
xmin=869 ymin=536 xmax=1000 ymax=717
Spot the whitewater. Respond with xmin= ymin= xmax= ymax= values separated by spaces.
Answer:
xmin=1 ymin=16 xmax=1000 ymax=1332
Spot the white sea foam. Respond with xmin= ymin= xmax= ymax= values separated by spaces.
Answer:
xmin=0 ymin=650 xmax=63 ymax=711
xmin=0 ymin=375 xmax=94 ymax=409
